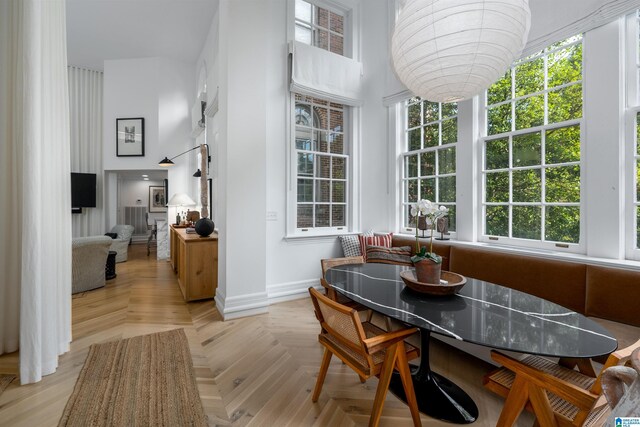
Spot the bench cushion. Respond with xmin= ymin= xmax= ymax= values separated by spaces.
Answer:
xmin=449 ymin=246 xmax=587 ymax=313
xmin=586 ymin=265 xmax=640 ymax=327
xmin=392 ymin=235 xmax=451 ymax=271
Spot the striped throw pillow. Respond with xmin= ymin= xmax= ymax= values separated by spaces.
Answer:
xmin=366 ymin=245 xmax=412 ymax=266
xmin=358 ymin=233 xmax=393 ymax=261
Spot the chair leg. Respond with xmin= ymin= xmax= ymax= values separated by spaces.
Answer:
xmin=369 ymin=343 xmax=399 ymax=427
xmin=527 ymin=383 xmax=558 ymax=427
xmin=312 ymin=348 xmax=333 ymax=402
xmin=496 ymin=375 xmax=530 ymax=427
xmin=396 ymin=342 xmax=421 ymax=427
xmin=359 ymin=374 xmax=366 ymax=383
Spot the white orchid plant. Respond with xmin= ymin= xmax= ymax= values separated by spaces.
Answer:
xmin=410 ymin=199 xmax=449 ymax=264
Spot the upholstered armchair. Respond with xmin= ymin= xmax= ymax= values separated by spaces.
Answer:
xmin=72 ymin=236 xmax=112 ymax=294
xmin=109 ymin=224 xmax=134 ymax=263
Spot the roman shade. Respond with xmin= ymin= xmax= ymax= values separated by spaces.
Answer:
xmin=289 ymin=41 xmax=363 ymax=107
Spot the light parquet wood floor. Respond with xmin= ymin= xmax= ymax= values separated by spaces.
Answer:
xmin=0 ymin=245 xmax=533 ymax=426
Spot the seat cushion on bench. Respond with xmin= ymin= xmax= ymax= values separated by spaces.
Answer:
xmin=449 ymin=246 xmax=587 ymax=313
xmin=586 ymin=265 xmax=640 ymax=327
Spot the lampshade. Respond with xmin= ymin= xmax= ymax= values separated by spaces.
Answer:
xmin=193 ymin=169 xmax=202 ymax=177
xmin=159 ymin=157 xmax=174 ymax=167
xmin=167 ymin=193 xmax=196 ymax=207
xmin=391 ymin=0 xmax=530 ymax=103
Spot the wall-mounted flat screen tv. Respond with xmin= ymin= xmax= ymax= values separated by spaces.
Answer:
xmin=71 ymin=172 xmax=97 ymax=208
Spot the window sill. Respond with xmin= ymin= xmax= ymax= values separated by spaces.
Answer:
xmin=394 ymin=233 xmax=640 ymax=272
xmin=284 ymin=230 xmax=360 ymax=243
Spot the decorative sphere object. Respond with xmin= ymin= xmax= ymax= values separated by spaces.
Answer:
xmin=391 ymin=0 xmax=530 ymax=103
xmin=194 ymin=217 xmax=215 ymax=237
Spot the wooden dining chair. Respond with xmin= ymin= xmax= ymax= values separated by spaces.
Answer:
xmin=308 ymin=287 xmax=422 ymax=427
xmin=484 ymin=338 xmax=640 ymax=426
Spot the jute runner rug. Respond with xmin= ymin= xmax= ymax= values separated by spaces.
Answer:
xmin=59 ymin=329 xmax=207 ymax=426
xmin=0 ymin=374 xmax=15 ymax=397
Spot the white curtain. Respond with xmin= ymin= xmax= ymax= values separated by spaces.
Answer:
xmin=0 ymin=0 xmax=72 ymax=384
xmin=69 ymin=66 xmax=104 ymax=237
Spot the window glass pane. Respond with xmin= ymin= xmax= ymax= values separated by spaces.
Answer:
xmin=315 ymin=204 xmax=330 ymax=227
xmin=512 ymin=169 xmax=541 ymax=202
xmin=405 ymin=155 xmax=418 ymax=178
xmin=637 ymin=112 xmax=640 ymax=156
xmin=330 ymin=34 xmax=343 ymax=55
xmin=487 ymin=71 xmax=511 ymax=105
xmin=545 ymin=125 xmax=580 ymax=164
xmin=548 ymin=84 xmax=582 ymax=124
xmin=441 ymin=118 xmax=457 ymax=144
xmin=548 ymin=43 xmax=582 ymax=88
xmin=314 ymin=28 xmax=329 ymax=50
xmin=332 ymin=181 xmax=345 ymax=203
xmin=330 ymin=133 xmax=344 ymax=154
xmin=485 ymin=138 xmax=509 ymax=170
xmin=439 ymin=176 xmax=456 ymax=202
xmin=295 ymin=0 xmax=311 ymax=22
xmin=329 ymin=109 xmax=343 ymax=132
xmin=423 ymin=123 xmax=439 ymax=148
xmin=329 ymin=11 xmax=344 ymax=34
xmin=637 ymin=159 xmax=640 ymax=201
xmin=438 ymin=147 xmax=456 ymax=174
xmin=420 ymin=178 xmax=435 ymax=201
xmin=545 ymin=206 xmax=580 ymax=243
xmin=317 ymin=155 xmax=330 ymax=178
xmin=316 ymin=130 xmax=329 ymax=152
xmin=295 ymin=103 xmax=312 ymax=126
xmin=486 ymin=172 xmax=509 ymax=203
xmin=546 ymin=165 xmax=580 ymax=203
xmin=406 ymin=179 xmax=418 ymax=203
xmin=315 ymin=6 xmax=329 ymax=28
xmin=316 ymin=180 xmax=330 ymax=202
xmin=487 ymin=103 xmax=511 ymax=135
xmin=332 ymin=157 xmax=345 ymax=179
xmin=512 ymin=206 xmax=541 ymax=240
xmin=420 ymin=151 xmax=435 ymax=176
xmin=637 ymin=206 xmax=640 ymax=249
xmin=515 ymin=94 xmax=544 ymax=130
xmin=546 ymin=35 xmax=581 ymax=52
xmin=295 ymin=24 xmax=312 ymax=44
xmin=513 ymin=132 xmax=541 ymax=167
xmin=297 ymin=205 xmax=313 ymax=228
xmin=332 ymin=205 xmax=346 ymax=226
xmin=408 ymin=102 xmax=421 ymax=128
xmin=295 ymin=127 xmax=313 ymax=150
xmin=515 ymin=58 xmax=544 ymax=97
xmin=408 ymin=128 xmax=421 ymax=151
xmin=441 ymin=103 xmax=458 ymax=119
xmin=405 ymin=205 xmax=416 ymax=228
xmin=486 ymin=205 xmax=509 ymax=236
xmin=297 ymin=153 xmax=314 ymax=176
xmin=423 ymin=101 xmax=439 ymax=123
xmin=446 ymin=205 xmax=456 ymax=232
xmin=297 ymin=179 xmax=313 ymax=202
xmin=313 ymin=105 xmax=328 ymax=129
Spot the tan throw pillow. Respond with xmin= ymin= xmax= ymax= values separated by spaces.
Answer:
xmin=366 ymin=245 xmax=412 ymax=266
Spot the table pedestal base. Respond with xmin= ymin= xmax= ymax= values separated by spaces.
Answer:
xmin=389 ymin=330 xmax=478 ymax=424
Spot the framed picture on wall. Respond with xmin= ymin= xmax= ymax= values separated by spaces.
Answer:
xmin=149 ymin=186 xmax=166 ymax=213
xmin=116 ymin=117 xmax=145 ymax=157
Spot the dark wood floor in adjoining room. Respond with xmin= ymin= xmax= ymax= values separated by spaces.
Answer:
xmin=0 ymin=244 xmax=533 ymax=426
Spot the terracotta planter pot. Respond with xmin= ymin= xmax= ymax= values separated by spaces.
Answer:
xmin=414 ymin=259 xmax=441 ymax=284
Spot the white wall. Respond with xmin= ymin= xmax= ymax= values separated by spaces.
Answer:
xmin=103 ymin=57 xmax=196 ymax=228
xmin=118 ymin=178 xmax=166 ymax=220
xmin=199 ymin=0 xmax=392 ymax=319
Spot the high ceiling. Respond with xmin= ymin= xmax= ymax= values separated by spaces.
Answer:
xmin=66 ymin=0 xmax=218 ymax=71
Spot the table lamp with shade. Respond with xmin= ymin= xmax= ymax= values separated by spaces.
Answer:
xmin=167 ymin=193 xmax=196 ymax=225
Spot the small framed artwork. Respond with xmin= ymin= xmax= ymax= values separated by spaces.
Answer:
xmin=116 ymin=117 xmax=145 ymax=157
xmin=149 ymin=186 xmax=166 ymax=213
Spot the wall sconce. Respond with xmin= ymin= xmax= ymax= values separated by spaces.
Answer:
xmin=159 ymin=144 xmax=211 ymax=176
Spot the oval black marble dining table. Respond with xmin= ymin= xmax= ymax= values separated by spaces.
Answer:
xmin=324 ymin=263 xmax=618 ymax=424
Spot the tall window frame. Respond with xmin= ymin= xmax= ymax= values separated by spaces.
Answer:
xmin=400 ymin=98 xmax=458 ymax=235
xmin=294 ymin=0 xmax=350 ymax=58
xmin=625 ymin=12 xmax=640 ymax=259
xmin=479 ymin=35 xmax=585 ymax=253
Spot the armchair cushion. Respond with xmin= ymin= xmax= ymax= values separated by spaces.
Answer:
xmin=72 ymin=236 xmax=112 ymax=294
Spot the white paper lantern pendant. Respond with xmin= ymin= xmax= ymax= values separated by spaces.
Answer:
xmin=392 ymin=0 xmax=531 ymax=103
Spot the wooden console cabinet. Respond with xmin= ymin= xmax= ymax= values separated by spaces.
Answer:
xmin=169 ymin=224 xmax=218 ymax=301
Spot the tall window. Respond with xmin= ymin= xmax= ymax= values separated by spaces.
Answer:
xmin=634 ymin=114 xmax=640 ymax=249
xmin=402 ymin=98 xmax=457 ymax=231
xmin=294 ymin=0 xmax=344 ymax=56
xmin=294 ymin=94 xmax=348 ymax=230
xmin=482 ymin=35 xmax=583 ymax=247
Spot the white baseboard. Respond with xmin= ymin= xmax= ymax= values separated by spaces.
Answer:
xmin=215 ymin=290 xmax=269 ymax=320
xmin=267 ymin=279 xmax=323 ymax=305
